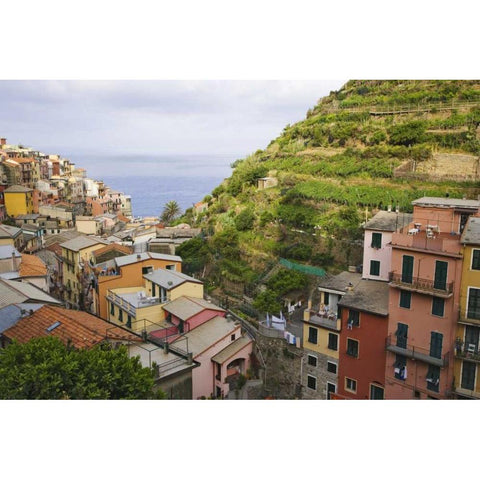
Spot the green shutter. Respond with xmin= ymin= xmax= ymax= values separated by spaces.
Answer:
xmin=371 ymin=232 xmax=382 ymax=249
xmin=370 ymin=260 xmax=380 ymax=276
xmin=152 ymin=283 xmax=156 ymax=297
xmin=401 ymin=255 xmax=414 ymax=283
xmin=119 ymin=309 xmax=123 ymax=322
xmin=461 ymin=361 xmax=476 ymax=390
xmin=430 ymin=332 xmax=443 ymax=359
xmin=399 ymin=291 xmax=411 ymax=309
xmin=432 ymin=297 xmax=445 ymax=317
xmin=468 ymin=288 xmax=480 ymax=319
xmin=472 ymin=250 xmax=480 ymax=270
xmin=434 ymin=261 xmax=448 ymax=290
xmin=396 ymin=323 xmax=408 ymax=348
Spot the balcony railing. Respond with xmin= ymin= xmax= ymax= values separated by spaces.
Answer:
xmin=107 ymin=291 xmax=136 ymax=317
xmin=388 ymin=272 xmax=454 ymax=298
xmin=458 ymin=315 xmax=480 ymax=327
xmin=455 ymin=343 xmax=480 ymax=362
xmin=385 ymin=335 xmax=449 ymax=367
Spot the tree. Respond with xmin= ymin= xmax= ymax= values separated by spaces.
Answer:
xmin=161 ymin=200 xmax=181 ymax=224
xmin=234 ymin=207 xmax=255 ymax=231
xmin=253 ymin=290 xmax=282 ymax=314
xmin=0 ymin=337 xmax=164 ymax=400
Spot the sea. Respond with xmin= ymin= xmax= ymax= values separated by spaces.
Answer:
xmin=65 ymin=153 xmax=239 ymax=218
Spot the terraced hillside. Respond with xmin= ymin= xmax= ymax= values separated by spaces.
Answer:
xmin=177 ymin=80 xmax=480 ymax=307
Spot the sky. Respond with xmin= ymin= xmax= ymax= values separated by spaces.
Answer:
xmin=0 ymin=80 xmax=345 ymax=157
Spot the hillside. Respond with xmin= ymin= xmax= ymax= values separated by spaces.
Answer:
xmin=177 ymin=80 xmax=480 ymax=311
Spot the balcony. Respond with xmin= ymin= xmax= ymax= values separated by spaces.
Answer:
xmin=304 ymin=309 xmax=340 ymax=331
xmin=385 ymin=335 xmax=449 ymax=367
xmin=388 ymin=272 xmax=453 ymax=298
xmin=455 ymin=343 xmax=480 ymax=363
xmin=391 ymin=231 xmax=462 ymax=257
xmin=106 ymin=291 xmax=137 ymax=317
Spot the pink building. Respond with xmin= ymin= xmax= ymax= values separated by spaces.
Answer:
xmin=362 ymin=210 xmax=412 ymax=281
xmin=385 ymin=197 xmax=480 ymax=399
xmin=170 ymin=315 xmax=252 ymax=399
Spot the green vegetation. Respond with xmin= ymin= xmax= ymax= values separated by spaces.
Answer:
xmin=0 ymin=337 xmax=164 ymax=399
xmin=161 ymin=200 xmax=181 ymax=224
xmin=178 ymin=80 xmax=480 ymax=302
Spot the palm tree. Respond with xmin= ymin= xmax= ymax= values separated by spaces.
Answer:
xmin=161 ymin=200 xmax=181 ymax=224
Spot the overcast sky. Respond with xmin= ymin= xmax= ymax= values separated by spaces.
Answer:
xmin=0 ymin=80 xmax=345 ymax=157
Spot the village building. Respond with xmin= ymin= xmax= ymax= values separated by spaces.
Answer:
xmin=385 ymin=197 xmax=479 ymax=399
xmin=454 ymin=216 xmax=480 ymax=399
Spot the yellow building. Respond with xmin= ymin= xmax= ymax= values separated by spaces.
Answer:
xmin=302 ymin=271 xmax=362 ymax=399
xmin=60 ymin=235 xmax=109 ymax=309
xmin=455 ymin=217 xmax=480 ymax=399
xmin=4 ymin=185 xmax=34 ymax=217
xmin=91 ymin=252 xmax=183 ymax=320
xmin=106 ymin=269 xmax=203 ymax=334
xmin=0 ymin=224 xmax=23 ymax=250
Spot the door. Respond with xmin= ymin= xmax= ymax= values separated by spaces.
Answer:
xmin=396 ymin=323 xmax=408 ymax=349
xmin=370 ymin=384 xmax=384 ymax=400
xmin=402 ymin=255 xmax=414 ymax=283
xmin=327 ymin=382 xmax=336 ymax=400
xmin=434 ymin=261 xmax=448 ymax=290
xmin=461 ymin=361 xmax=476 ymax=391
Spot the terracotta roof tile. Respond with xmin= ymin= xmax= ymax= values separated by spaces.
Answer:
xmin=3 ymin=305 xmax=142 ymax=349
xmin=19 ymin=254 xmax=47 ymax=277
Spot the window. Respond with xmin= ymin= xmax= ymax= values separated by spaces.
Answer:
xmin=327 ymin=361 xmax=337 ymax=374
xmin=396 ymin=323 xmax=408 ymax=349
xmin=461 ymin=361 xmax=476 ymax=391
xmin=323 ymin=292 xmax=329 ymax=305
xmin=370 ymin=260 xmax=380 ymax=276
xmin=399 ymin=291 xmax=411 ymax=309
xmin=231 ymin=334 xmax=236 ymax=341
xmin=432 ymin=297 xmax=445 ymax=317
xmin=426 ymin=365 xmax=440 ymax=392
xmin=152 ymin=283 xmax=156 ymax=297
xmin=142 ymin=266 xmax=153 ymax=275
xmin=346 ymin=338 xmax=359 ymax=358
xmin=430 ymin=332 xmax=443 ymax=359
xmin=472 ymin=250 xmax=480 ymax=270
xmin=307 ymin=355 xmax=317 ymax=367
xmin=401 ymin=255 xmax=414 ymax=284
xmin=434 ymin=260 xmax=448 ymax=290
xmin=467 ymin=288 xmax=480 ymax=320
xmin=110 ymin=302 xmax=115 ymax=316
xmin=345 ymin=377 xmax=357 ymax=393
xmin=347 ymin=310 xmax=360 ymax=328
xmin=370 ymin=384 xmax=384 ymax=400
xmin=126 ymin=315 xmax=132 ymax=329
xmin=394 ymin=355 xmax=407 ymax=380
xmin=118 ymin=309 xmax=123 ymax=322
xmin=166 ymin=264 xmax=176 ymax=271
xmin=328 ymin=333 xmax=338 ymax=351
xmin=308 ymin=327 xmax=318 ymax=344
xmin=307 ymin=375 xmax=317 ymax=390
xmin=371 ymin=232 xmax=382 ymax=249
xmin=465 ymin=325 xmax=479 ymax=352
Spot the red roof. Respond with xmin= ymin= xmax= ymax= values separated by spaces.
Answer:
xmin=3 ymin=305 xmax=141 ymax=349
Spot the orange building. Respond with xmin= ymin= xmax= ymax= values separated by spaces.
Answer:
xmin=385 ymin=197 xmax=480 ymax=399
xmin=90 ymin=252 xmax=183 ymax=319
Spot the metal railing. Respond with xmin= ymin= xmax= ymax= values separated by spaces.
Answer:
xmin=388 ymin=272 xmax=454 ymax=297
xmin=386 ymin=335 xmax=449 ymax=367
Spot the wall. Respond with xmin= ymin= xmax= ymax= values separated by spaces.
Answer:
xmin=337 ymin=308 xmax=388 ymax=399
xmin=95 ymin=257 xmax=183 ymax=319
xmin=5 ymin=191 xmax=33 ymax=216
xmin=362 ymin=229 xmax=393 ymax=281
xmin=255 ymin=331 xmax=303 ymax=399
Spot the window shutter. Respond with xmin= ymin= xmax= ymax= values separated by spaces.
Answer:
xmin=401 ymin=255 xmax=414 ymax=283
xmin=430 ymin=332 xmax=443 ymax=359
xmin=434 ymin=261 xmax=448 ymax=290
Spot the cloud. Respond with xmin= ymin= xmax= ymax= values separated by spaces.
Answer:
xmin=0 ymin=79 xmax=345 ymax=155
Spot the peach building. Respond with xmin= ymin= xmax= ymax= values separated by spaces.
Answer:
xmin=385 ymin=197 xmax=480 ymax=399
